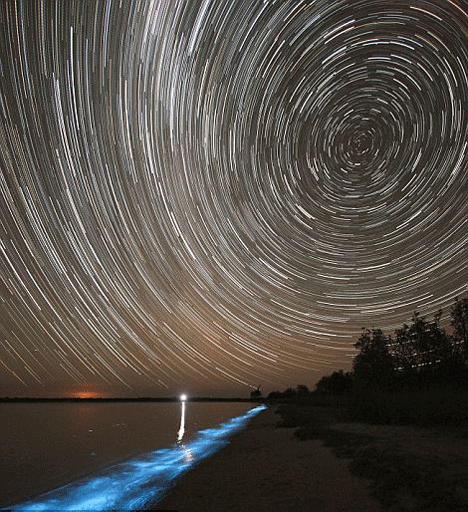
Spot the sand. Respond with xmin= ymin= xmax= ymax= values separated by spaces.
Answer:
xmin=153 ymin=407 xmax=381 ymax=511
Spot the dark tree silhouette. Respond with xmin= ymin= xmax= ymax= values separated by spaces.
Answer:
xmin=282 ymin=387 xmax=297 ymax=398
xmin=266 ymin=390 xmax=282 ymax=400
xmin=393 ymin=310 xmax=460 ymax=386
xmin=451 ymin=297 xmax=468 ymax=361
xmin=353 ymin=328 xmax=394 ymax=390
xmin=295 ymin=384 xmax=310 ymax=396
xmin=315 ymin=370 xmax=353 ymax=396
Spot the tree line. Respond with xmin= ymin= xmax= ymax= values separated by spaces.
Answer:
xmin=319 ymin=297 xmax=468 ymax=395
xmin=265 ymin=297 xmax=468 ymax=400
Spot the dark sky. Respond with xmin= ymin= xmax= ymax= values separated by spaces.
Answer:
xmin=1 ymin=0 xmax=467 ymax=398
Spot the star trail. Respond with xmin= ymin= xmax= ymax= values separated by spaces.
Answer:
xmin=1 ymin=0 xmax=468 ymax=396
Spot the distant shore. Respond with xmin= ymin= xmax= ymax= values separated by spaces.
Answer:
xmin=0 ymin=396 xmax=265 ymax=403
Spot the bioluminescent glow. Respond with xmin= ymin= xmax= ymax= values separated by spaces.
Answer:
xmin=5 ymin=405 xmax=266 ymax=511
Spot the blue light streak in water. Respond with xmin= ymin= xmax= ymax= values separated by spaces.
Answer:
xmin=5 ymin=404 xmax=266 ymax=511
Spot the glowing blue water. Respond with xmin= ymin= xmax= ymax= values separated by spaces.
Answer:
xmin=5 ymin=404 xmax=266 ymax=511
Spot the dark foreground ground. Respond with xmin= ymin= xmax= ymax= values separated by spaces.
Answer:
xmin=151 ymin=404 xmax=468 ymax=512
xmin=274 ymin=403 xmax=468 ymax=511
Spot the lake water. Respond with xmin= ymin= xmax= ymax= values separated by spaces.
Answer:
xmin=0 ymin=401 xmax=264 ymax=509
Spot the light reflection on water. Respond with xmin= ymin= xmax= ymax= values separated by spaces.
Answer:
xmin=177 ymin=400 xmax=186 ymax=444
xmin=5 ymin=404 xmax=266 ymax=511
xmin=177 ymin=400 xmax=194 ymax=464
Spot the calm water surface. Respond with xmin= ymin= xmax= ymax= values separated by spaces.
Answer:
xmin=0 ymin=401 xmax=255 ymax=508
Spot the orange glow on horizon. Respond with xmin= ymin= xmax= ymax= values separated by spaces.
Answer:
xmin=69 ymin=391 xmax=103 ymax=399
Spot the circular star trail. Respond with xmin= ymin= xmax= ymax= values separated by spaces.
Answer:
xmin=1 ymin=0 xmax=468 ymax=395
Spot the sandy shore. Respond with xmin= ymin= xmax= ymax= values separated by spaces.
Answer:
xmin=153 ymin=407 xmax=381 ymax=511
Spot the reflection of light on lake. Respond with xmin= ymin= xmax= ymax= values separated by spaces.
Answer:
xmin=177 ymin=400 xmax=186 ymax=444
xmin=177 ymin=400 xmax=193 ymax=463
xmin=5 ymin=405 xmax=267 ymax=511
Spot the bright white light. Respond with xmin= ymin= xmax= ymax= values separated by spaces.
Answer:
xmin=180 ymin=394 xmax=187 ymax=401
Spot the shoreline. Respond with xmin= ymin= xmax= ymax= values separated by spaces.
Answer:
xmin=152 ymin=406 xmax=381 ymax=511
xmin=1 ymin=402 xmax=258 ymax=510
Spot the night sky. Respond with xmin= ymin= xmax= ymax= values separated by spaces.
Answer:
xmin=1 ymin=0 xmax=468 ymax=398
